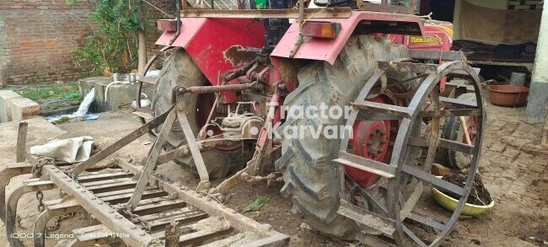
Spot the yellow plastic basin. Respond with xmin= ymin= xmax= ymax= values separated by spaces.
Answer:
xmin=431 ymin=187 xmax=494 ymax=216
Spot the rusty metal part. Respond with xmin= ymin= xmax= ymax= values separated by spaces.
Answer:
xmin=288 ymin=0 xmax=305 ymax=58
xmin=176 ymin=106 xmax=211 ymax=192
xmin=407 ymin=49 xmax=465 ymax=61
xmin=0 ymin=158 xmax=290 ymax=246
xmin=179 ymin=82 xmax=255 ymax=95
xmin=16 ymin=122 xmax=28 ymax=162
xmin=180 ymin=7 xmax=352 ymax=19
xmin=224 ymin=58 xmax=258 ymax=81
xmin=125 ymin=105 xmax=178 ymax=212
xmin=335 ymin=60 xmax=485 ymax=246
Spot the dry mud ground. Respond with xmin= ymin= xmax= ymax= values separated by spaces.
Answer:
xmin=0 ymin=98 xmax=546 ymax=247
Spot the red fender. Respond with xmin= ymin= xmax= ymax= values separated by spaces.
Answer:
xmin=156 ymin=18 xmax=265 ymax=86
xmin=270 ymin=11 xmax=424 ymax=65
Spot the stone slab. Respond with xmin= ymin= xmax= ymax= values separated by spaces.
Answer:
xmin=78 ymin=76 xmax=155 ymax=112
xmin=0 ymin=90 xmax=22 ymax=123
xmin=6 ymin=97 xmax=40 ymax=121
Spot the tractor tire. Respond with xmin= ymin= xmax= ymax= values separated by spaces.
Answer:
xmin=275 ymin=35 xmax=408 ymax=240
xmin=440 ymin=93 xmax=477 ymax=170
xmin=151 ymin=48 xmax=248 ymax=178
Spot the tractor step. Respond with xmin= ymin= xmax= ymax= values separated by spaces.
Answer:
xmin=2 ymin=161 xmax=289 ymax=247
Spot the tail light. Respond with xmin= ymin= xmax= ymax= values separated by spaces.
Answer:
xmin=302 ymin=22 xmax=342 ymax=39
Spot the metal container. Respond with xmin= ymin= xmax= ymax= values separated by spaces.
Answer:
xmin=129 ymin=73 xmax=137 ymax=84
xmin=488 ymin=85 xmax=529 ymax=107
xmin=112 ymin=73 xmax=119 ymax=82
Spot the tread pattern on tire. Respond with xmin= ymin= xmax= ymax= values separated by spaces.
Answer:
xmin=275 ymin=35 xmax=408 ymax=239
xmin=151 ymin=49 xmax=248 ymax=178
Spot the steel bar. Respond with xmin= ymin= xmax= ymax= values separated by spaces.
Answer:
xmin=180 ymin=7 xmax=352 ymax=19
xmin=352 ymin=100 xmax=412 ymax=118
xmin=406 ymin=213 xmax=445 ymax=231
xmin=407 ymin=137 xmax=474 ymax=154
xmin=16 ymin=122 xmax=28 ymax=162
xmin=401 ymin=165 xmax=466 ymax=196
xmin=378 ymin=61 xmax=438 ymax=74
xmin=126 ymin=107 xmax=178 ymax=212
xmin=71 ymin=106 xmax=173 ymax=176
xmin=43 ymin=165 xmax=156 ymax=247
xmin=177 ymin=108 xmax=211 ymax=191
xmin=335 ymin=151 xmax=396 ymax=178
xmin=181 ymin=83 xmax=254 ymax=94
xmin=418 ymin=108 xmax=480 ymax=118
xmin=407 ymin=50 xmax=465 ymax=61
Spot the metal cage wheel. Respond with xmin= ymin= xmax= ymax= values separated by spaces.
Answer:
xmin=337 ymin=60 xmax=486 ymax=247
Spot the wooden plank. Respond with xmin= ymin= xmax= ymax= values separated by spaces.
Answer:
xmin=334 ymin=151 xmax=395 ymax=178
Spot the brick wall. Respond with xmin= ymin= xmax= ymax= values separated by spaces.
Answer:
xmin=0 ymin=0 xmax=176 ymax=85
xmin=143 ymin=0 xmax=176 ymax=68
xmin=0 ymin=0 xmax=96 ymax=85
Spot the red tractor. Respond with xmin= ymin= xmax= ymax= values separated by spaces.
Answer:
xmin=135 ymin=1 xmax=484 ymax=245
xmin=0 ymin=1 xmax=484 ymax=247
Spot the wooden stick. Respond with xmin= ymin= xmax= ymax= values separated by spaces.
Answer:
xmin=16 ymin=122 xmax=28 ymax=163
xmin=459 ymin=116 xmax=472 ymax=145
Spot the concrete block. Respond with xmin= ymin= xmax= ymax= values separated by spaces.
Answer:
xmin=78 ymin=76 xmax=155 ymax=112
xmin=0 ymin=90 xmax=22 ymax=123
xmin=7 ymin=97 xmax=40 ymax=121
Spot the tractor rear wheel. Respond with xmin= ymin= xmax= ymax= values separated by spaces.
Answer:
xmin=275 ymin=35 xmax=409 ymax=239
xmin=152 ymin=49 xmax=249 ymax=178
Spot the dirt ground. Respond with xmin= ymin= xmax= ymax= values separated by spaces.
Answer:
xmin=0 ymin=95 xmax=546 ymax=246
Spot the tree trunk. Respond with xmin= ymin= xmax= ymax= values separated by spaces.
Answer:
xmin=138 ymin=30 xmax=147 ymax=74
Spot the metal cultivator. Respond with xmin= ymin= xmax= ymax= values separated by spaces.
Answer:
xmin=0 ymin=89 xmax=289 ymax=247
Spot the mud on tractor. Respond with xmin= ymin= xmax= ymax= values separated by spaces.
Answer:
xmin=1 ymin=1 xmax=485 ymax=246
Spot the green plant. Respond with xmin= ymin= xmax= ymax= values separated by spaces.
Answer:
xmin=74 ymin=0 xmax=144 ymax=74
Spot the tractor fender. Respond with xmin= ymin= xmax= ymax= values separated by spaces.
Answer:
xmin=156 ymin=18 xmax=265 ymax=86
xmin=270 ymin=11 xmax=424 ymax=65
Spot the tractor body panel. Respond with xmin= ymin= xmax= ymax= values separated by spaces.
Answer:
xmin=270 ymin=11 xmax=424 ymax=65
xmin=156 ymin=18 xmax=265 ymax=86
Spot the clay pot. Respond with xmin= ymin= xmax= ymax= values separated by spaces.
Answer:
xmin=487 ymin=85 xmax=529 ymax=107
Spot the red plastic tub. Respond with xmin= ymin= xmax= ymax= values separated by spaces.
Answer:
xmin=487 ymin=85 xmax=529 ymax=107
